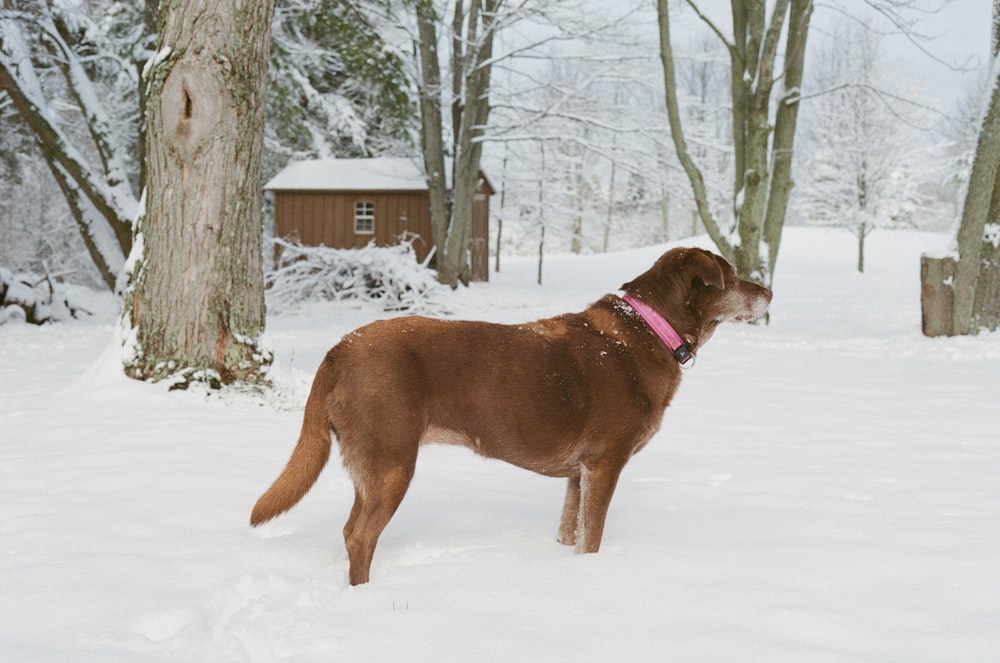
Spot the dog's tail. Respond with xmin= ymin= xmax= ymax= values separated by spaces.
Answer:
xmin=250 ymin=364 xmax=335 ymax=526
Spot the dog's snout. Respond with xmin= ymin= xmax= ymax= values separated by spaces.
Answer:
xmin=736 ymin=281 xmax=772 ymax=322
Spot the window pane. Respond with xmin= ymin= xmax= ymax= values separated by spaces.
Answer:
xmin=355 ymin=201 xmax=374 ymax=234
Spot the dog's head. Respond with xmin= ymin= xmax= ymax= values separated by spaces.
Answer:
xmin=621 ymin=247 xmax=772 ymax=349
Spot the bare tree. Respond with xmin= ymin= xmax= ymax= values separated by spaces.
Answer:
xmin=414 ymin=1 xmax=661 ymax=274
xmin=656 ymin=0 xmax=812 ymax=287
xmin=121 ymin=0 xmax=275 ymax=386
xmin=796 ymin=18 xmax=931 ymax=273
xmin=488 ymin=33 xmax=675 ymax=256
xmin=414 ymin=0 xmax=501 ymax=287
xmin=921 ymin=1 xmax=1000 ymax=337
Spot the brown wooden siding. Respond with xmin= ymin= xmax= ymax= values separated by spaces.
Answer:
xmin=470 ymin=193 xmax=489 ymax=281
xmin=273 ymin=183 xmax=490 ymax=281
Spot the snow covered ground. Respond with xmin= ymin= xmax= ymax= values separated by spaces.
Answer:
xmin=2 ymin=228 xmax=998 ymax=662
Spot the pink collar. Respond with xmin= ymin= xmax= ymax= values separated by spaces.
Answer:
xmin=620 ymin=294 xmax=695 ymax=367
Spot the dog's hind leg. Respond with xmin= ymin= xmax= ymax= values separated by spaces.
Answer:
xmin=557 ymin=474 xmax=581 ymax=546
xmin=343 ymin=455 xmax=416 ymax=585
xmin=343 ymin=485 xmax=363 ymax=544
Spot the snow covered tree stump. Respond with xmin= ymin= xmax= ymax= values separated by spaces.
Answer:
xmin=921 ymin=247 xmax=1000 ymax=337
xmin=920 ymin=255 xmax=956 ymax=337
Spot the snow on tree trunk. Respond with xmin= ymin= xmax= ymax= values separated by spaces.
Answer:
xmin=122 ymin=0 xmax=275 ymax=386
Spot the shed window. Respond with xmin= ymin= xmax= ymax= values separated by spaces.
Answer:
xmin=354 ymin=201 xmax=375 ymax=234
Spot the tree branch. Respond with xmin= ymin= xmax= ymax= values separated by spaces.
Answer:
xmin=656 ymin=0 xmax=732 ymax=259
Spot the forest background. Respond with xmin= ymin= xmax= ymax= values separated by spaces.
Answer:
xmin=0 ymin=0 xmax=990 ymax=291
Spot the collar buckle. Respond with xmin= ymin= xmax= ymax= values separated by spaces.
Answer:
xmin=673 ymin=344 xmax=695 ymax=368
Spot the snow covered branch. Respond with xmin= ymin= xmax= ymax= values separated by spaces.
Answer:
xmin=0 ymin=266 xmax=91 ymax=325
xmin=0 ymin=7 xmax=136 ymax=290
xmin=266 ymin=239 xmax=452 ymax=315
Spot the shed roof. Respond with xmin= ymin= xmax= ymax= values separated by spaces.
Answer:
xmin=265 ymin=157 xmax=494 ymax=194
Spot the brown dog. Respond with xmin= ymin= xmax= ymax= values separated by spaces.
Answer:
xmin=251 ymin=247 xmax=771 ymax=584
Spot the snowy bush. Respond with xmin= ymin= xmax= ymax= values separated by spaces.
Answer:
xmin=0 ymin=267 xmax=91 ymax=325
xmin=265 ymin=239 xmax=451 ymax=314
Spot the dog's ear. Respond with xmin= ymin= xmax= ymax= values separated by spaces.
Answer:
xmin=687 ymin=250 xmax=726 ymax=290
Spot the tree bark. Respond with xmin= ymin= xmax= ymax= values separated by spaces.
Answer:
xmin=122 ymin=0 xmax=275 ymax=386
xmin=921 ymin=2 xmax=1000 ymax=336
xmin=763 ymin=0 xmax=812 ymax=279
xmin=415 ymin=0 xmax=450 ymax=271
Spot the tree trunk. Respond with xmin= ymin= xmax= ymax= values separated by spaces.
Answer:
xmin=415 ymin=0 xmax=450 ymax=274
xmin=570 ymin=157 xmax=583 ymax=255
xmin=122 ymin=0 xmax=275 ymax=386
xmin=656 ymin=0 xmax=810 ymax=288
xmin=537 ymin=142 xmax=545 ymax=285
xmin=495 ymin=150 xmax=508 ymax=272
xmin=416 ymin=0 xmax=501 ymax=288
xmin=921 ymin=3 xmax=1000 ymax=336
xmin=954 ymin=79 xmax=1000 ymax=334
xmin=858 ymin=226 xmax=865 ymax=274
xmin=656 ymin=0 xmax=728 ymax=255
xmin=763 ymin=0 xmax=812 ymax=279
xmin=733 ymin=0 xmax=789 ymax=284
xmin=659 ymin=179 xmax=670 ymax=241
xmin=604 ymin=155 xmax=617 ymax=252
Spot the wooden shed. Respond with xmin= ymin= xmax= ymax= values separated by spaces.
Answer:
xmin=265 ymin=157 xmax=493 ymax=281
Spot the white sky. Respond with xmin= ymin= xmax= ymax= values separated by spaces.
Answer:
xmin=665 ymin=0 xmax=992 ymax=111
xmin=883 ymin=0 xmax=992 ymax=108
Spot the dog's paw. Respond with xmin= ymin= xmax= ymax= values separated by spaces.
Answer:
xmin=556 ymin=530 xmax=576 ymax=546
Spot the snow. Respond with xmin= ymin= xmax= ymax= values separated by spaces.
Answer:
xmin=142 ymin=46 xmax=173 ymax=80
xmin=266 ymin=240 xmax=450 ymax=315
xmin=984 ymin=222 xmax=1000 ymax=248
xmin=265 ymin=157 xmax=495 ymax=193
xmin=265 ymin=157 xmax=430 ymax=192
xmin=2 ymin=228 xmax=999 ymax=661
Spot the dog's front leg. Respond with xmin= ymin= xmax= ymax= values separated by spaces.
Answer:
xmin=557 ymin=474 xmax=581 ymax=545
xmin=574 ymin=461 xmax=626 ymax=554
